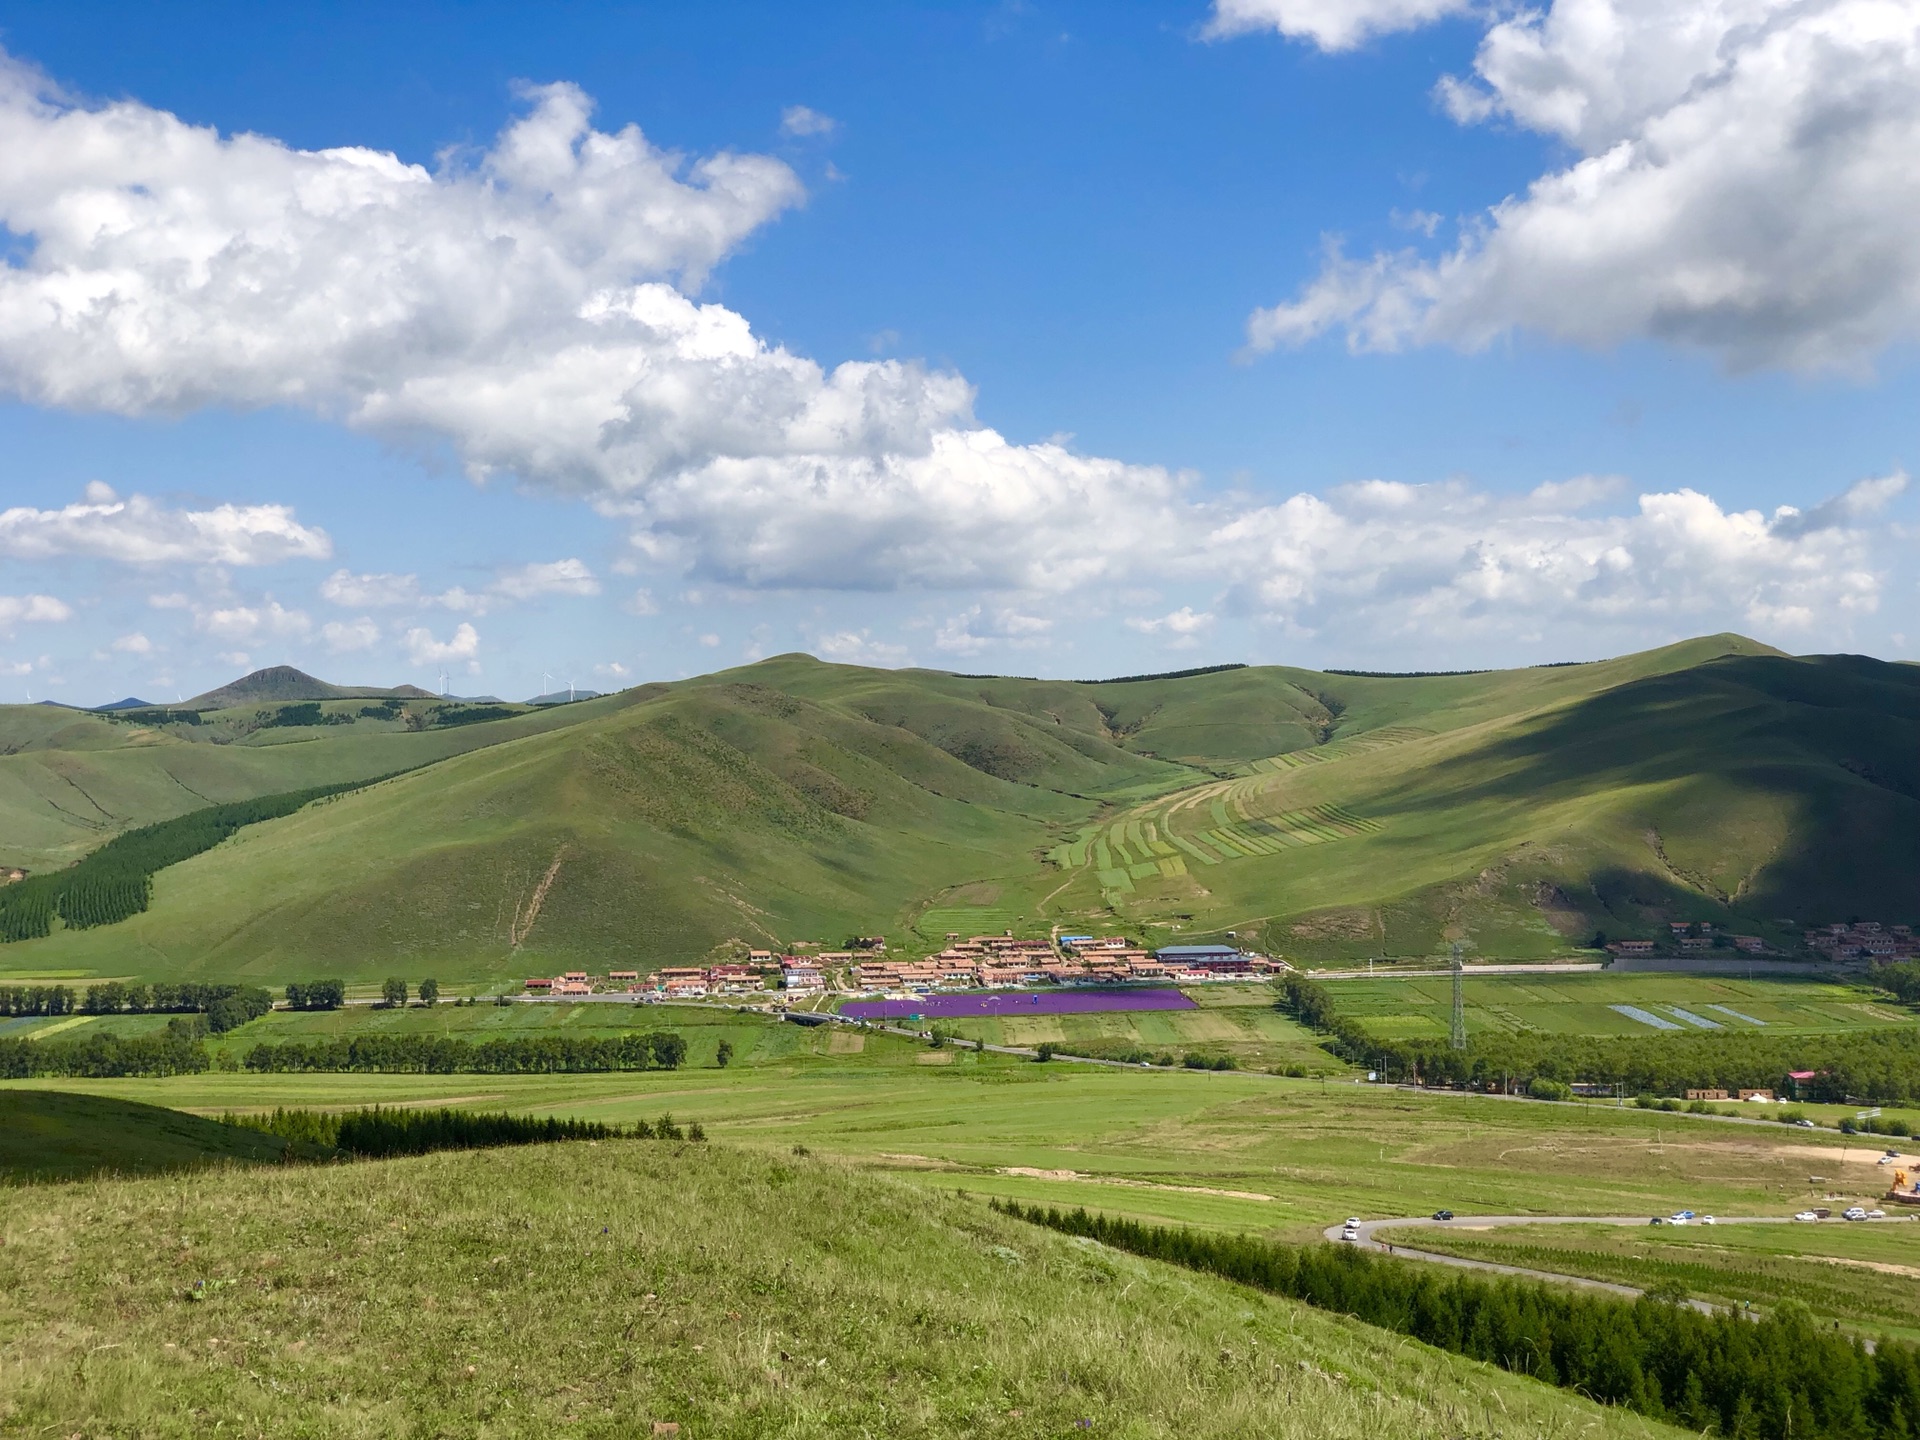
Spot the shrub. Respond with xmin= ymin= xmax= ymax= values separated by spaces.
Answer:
xmin=1527 ymin=1077 xmax=1572 ymax=1102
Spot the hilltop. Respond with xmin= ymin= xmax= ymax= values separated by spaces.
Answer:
xmin=0 ymin=633 xmax=1914 ymax=980
xmin=184 ymin=665 xmax=438 ymax=710
xmin=0 ymin=1124 xmax=1680 ymax=1440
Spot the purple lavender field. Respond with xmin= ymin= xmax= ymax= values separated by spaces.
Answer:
xmin=840 ymin=987 xmax=1197 ymax=1020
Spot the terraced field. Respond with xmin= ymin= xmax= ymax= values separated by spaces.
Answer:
xmin=1049 ymin=731 xmax=1412 ymax=905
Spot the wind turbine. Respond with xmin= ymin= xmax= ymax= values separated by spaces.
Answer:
xmin=568 ymin=678 xmax=575 ymax=703
xmin=438 ymin=668 xmax=450 ymax=698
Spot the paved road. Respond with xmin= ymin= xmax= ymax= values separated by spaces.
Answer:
xmin=1318 ymin=1213 xmax=1910 ymax=1318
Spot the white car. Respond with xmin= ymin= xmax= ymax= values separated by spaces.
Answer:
xmin=1346 ymin=1217 xmax=1361 ymax=1228
xmin=1843 ymin=1206 xmax=1869 ymax=1221
xmin=1341 ymin=1226 xmax=1360 ymax=1242
xmin=1794 ymin=1210 xmax=1820 ymax=1222
xmin=1869 ymin=1209 xmax=1888 ymax=1219
xmin=1701 ymin=1215 xmax=1717 ymax=1225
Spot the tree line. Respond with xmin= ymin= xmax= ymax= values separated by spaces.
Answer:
xmin=240 ymin=1031 xmax=689 ymax=1074
xmin=222 ymin=1104 xmax=702 ymax=1157
xmin=0 ymin=1021 xmax=211 ymax=1078
xmin=0 ymin=777 xmax=385 ymax=942
xmin=3 ymin=981 xmax=269 ymax=1031
xmin=996 ymin=1199 xmax=1920 ymax=1440
xmin=283 ymin=980 xmax=346 ymax=1010
xmin=1275 ymin=973 xmax=1920 ymax=1102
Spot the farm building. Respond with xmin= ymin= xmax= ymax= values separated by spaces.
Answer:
xmin=1154 ymin=944 xmax=1252 ymax=975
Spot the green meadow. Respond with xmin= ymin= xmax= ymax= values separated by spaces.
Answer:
xmin=1321 ymin=972 xmax=1914 ymax=1041
xmin=0 ymin=1134 xmax=1685 ymax=1440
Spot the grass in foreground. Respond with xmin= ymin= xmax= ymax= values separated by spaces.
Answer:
xmin=0 ymin=1138 xmax=1683 ymax=1439
xmin=0 ymin=1090 xmax=303 ymax=1182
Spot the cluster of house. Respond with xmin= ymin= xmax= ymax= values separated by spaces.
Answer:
xmin=1604 ymin=919 xmax=1917 ymax=961
xmin=522 ymin=934 xmax=1273 ymax=1000
xmin=848 ymin=935 xmax=1272 ymax=992
xmin=1805 ymin=922 xmax=1916 ymax=960
xmin=1607 ymin=922 xmax=1771 ymax=958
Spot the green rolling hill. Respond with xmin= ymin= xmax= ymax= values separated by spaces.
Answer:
xmin=0 ymin=633 xmax=1914 ymax=982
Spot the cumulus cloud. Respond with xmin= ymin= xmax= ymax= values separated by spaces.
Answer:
xmin=1211 ymin=471 xmax=1907 ymax=639
xmin=490 ymin=557 xmax=600 ymax=600
xmin=0 ymin=485 xmax=330 ymax=565
xmin=0 ymin=593 xmax=71 ymax=629
xmin=932 ymin=605 xmax=1053 ymax=655
xmin=199 ymin=601 xmax=310 ymax=643
xmin=813 ymin=629 xmax=909 ymax=666
xmin=1239 ymin=0 xmax=1920 ymax=372
xmin=110 ymin=631 xmax=152 ymax=654
xmin=779 ymin=105 xmax=839 ymax=137
xmin=404 ymin=622 xmax=480 ymax=666
xmin=321 ymin=616 xmax=381 ymax=652
xmin=1205 ymin=0 xmax=1474 ymax=49
xmin=1125 ymin=606 xmax=1216 ymax=647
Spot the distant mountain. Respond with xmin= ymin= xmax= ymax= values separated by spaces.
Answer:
xmin=185 ymin=666 xmax=438 ymax=710
xmin=93 ymin=697 xmax=156 ymax=712
xmin=527 ymin=687 xmax=605 ymax=705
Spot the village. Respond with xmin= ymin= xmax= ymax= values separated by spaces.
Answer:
xmin=522 ymin=933 xmax=1280 ymax=1001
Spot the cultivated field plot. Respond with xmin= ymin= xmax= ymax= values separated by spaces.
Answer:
xmin=842 ymin=987 xmax=1195 ymax=1021
xmin=1405 ymin=1220 xmax=1920 ymax=1343
xmin=1325 ymin=973 xmax=1912 ymax=1041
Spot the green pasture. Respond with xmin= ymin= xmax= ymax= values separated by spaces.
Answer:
xmin=12 ymin=1063 xmax=1884 ymax=1242
xmin=0 ymin=1089 xmax=304 ymax=1182
xmin=0 ymin=1137 xmax=1681 ymax=1440
xmin=1322 ymin=972 xmax=1911 ymax=1040
xmin=1405 ymin=1219 xmax=1920 ymax=1342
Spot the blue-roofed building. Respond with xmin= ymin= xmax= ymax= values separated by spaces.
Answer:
xmin=1154 ymin=944 xmax=1252 ymax=975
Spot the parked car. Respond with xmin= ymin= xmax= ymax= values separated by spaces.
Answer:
xmin=1675 ymin=1210 xmax=1697 ymax=1219
xmin=1868 ymin=1209 xmax=1888 ymax=1219
xmin=1844 ymin=1206 xmax=1869 ymax=1221
xmin=1432 ymin=1210 xmax=1454 ymax=1221
xmin=1794 ymin=1211 xmax=1820 ymax=1222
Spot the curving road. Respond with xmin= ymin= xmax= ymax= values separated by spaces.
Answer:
xmin=1319 ymin=1213 xmax=1857 ymax=1316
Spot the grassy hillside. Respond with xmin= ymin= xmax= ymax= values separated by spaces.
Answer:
xmin=4 ymin=634 xmax=1916 ymax=980
xmin=0 ymin=1089 xmax=301 ymax=1181
xmin=0 ymin=1136 xmax=1683 ymax=1439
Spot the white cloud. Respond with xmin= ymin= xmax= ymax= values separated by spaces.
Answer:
xmin=1205 ymin=0 xmax=1473 ymax=50
xmin=0 ymin=488 xmax=330 ymax=565
xmin=110 ymin=631 xmax=152 ymax=654
xmin=322 ymin=559 xmax=598 ymax=614
xmin=697 ymin=632 xmax=721 ymax=648
xmin=199 ymin=601 xmax=310 ymax=642
xmin=779 ymin=105 xmax=839 ymax=137
xmin=1241 ymin=0 xmax=1920 ymax=372
xmin=932 ymin=604 xmax=1054 ymax=655
xmin=490 ymin=557 xmax=600 ymax=600
xmin=0 ymin=593 xmax=71 ymax=629
xmin=813 ymin=629 xmax=910 ymax=666
xmin=593 ymin=660 xmax=631 ymax=680
xmin=320 ymin=569 xmax=418 ymax=608
xmin=1125 ymin=606 xmax=1216 ymax=650
xmin=404 ymin=622 xmax=480 ymax=666
xmin=321 ymin=616 xmax=381 ymax=652
xmin=625 ymin=588 xmax=660 ymax=616
xmin=1213 ymin=471 xmax=1907 ymax=640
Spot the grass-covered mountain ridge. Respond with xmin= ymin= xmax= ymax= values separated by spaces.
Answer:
xmin=0 ymin=633 xmax=1913 ymax=980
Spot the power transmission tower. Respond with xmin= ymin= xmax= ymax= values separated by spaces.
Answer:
xmin=1450 ymin=941 xmax=1467 ymax=1051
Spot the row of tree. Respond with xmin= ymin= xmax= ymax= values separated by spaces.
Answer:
xmin=283 ymin=980 xmax=346 ymax=1010
xmin=240 ymin=1031 xmax=689 ymax=1074
xmin=0 ymin=1022 xmax=211 ymax=1078
xmin=1274 ymin=973 xmax=1920 ymax=1102
xmin=225 ymin=1104 xmax=705 ymax=1156
xmin=0 ymin=777 xmax=379 ymax=942
xmin=998 ymin=1200 xmax=1920 ymax=1440
xmin=2 ymin=982 xmax=269 ymax=1031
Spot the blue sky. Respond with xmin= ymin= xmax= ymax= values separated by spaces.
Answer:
xmin=1 ymin=0 xmax=1915 ymax=703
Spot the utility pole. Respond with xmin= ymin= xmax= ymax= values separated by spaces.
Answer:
xmin=1450 ymin=941 xmax=1467 ymax=1052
